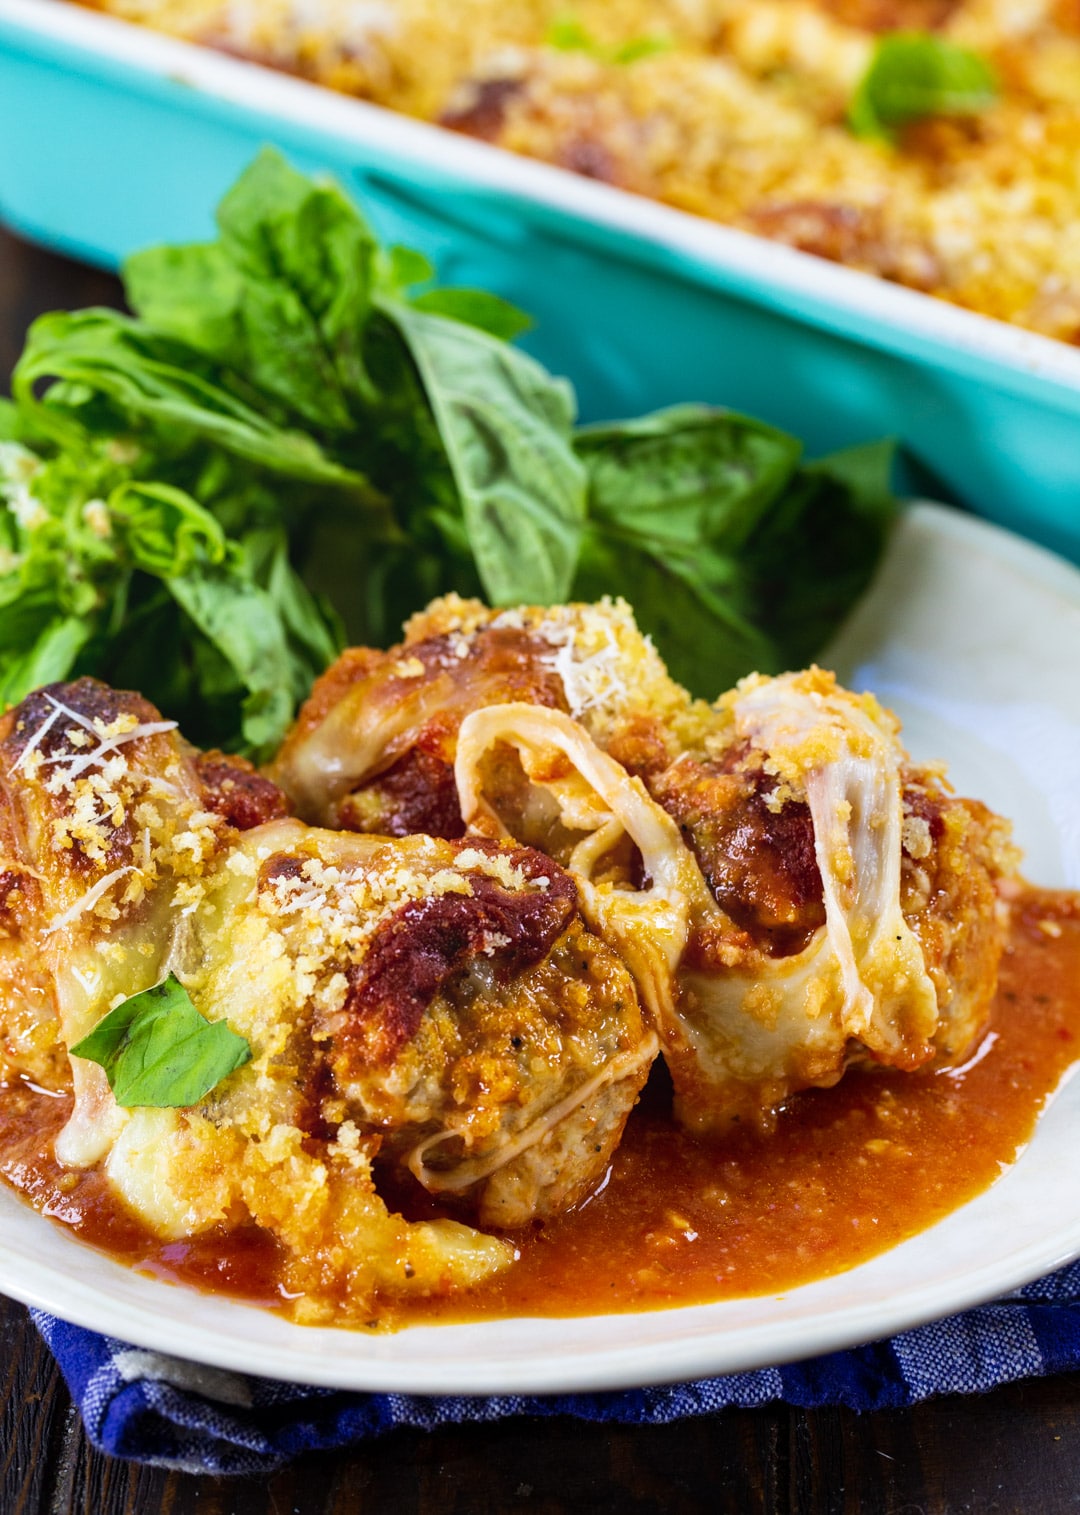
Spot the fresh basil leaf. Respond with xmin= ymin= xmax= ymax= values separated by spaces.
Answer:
xmin=0 ymin=438 xmax=128 ymax=701
xmin=108 ymin=481 xmax=228 ymax=578
xmin=574 ymin=526 xmax=779 ymax=694
xmin=243 ymin=523 xmax=344 ymax=673
xmin=571 ymin=406 xmax=798 ymax=690
xmin=810 ymin=436 xmax=897 ymax=521
xmin=121 ymin=242 xmax=245 ymax=365
xmin=166 ymin=563 xmax=302 ymax=756
xmin=546 ymin=16 xmax=670 ymax=64
xmin=70 ymin=973 xmax=251 ymax=1109
xmin=611 ymin=34 xmax=671 ymax=64
xmin=743 ymin=439 xmax=898 ymax=667
xmin=378 ymin=245 xmax=436 ymax=296
xmin=97 ymin=587 xmax=209 ymax=743
xmin=0 ymin=614 xmax=91 ymax=706
xmin=849 ymin=33 xmax=998 ymax=141
xmin=573 ymin=410 xmax=894 ymax=694
xmin=14 ymin=310 xmax=389 ymax=515
xmin=575 ymin=405 xmax=802 ymax=555
xmin=128 ymin=148 xmax=380 ymax=425
xmin=547 ymin=15 xmax=598 ymax=52
xmin=384 ymin=301 xmax=586 ymax=604
xmin=409 ymin=288 xmax=534 ymax=342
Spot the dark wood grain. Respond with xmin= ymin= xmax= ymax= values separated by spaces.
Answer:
xmin=3 ymin=220 xmax=1080 ymax=1514
xmin=6 ymin=1314 xmax=1080 ymax=1515
xmin=0 ymin=227 xmax=123 ymax=384
xmin=0 ymin=1293 xmax=72 ymax=1515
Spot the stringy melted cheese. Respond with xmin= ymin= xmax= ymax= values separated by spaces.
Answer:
xmin=726 ymin=669 xmax=938 ymax=1051
xmin=453 ymin=680 xmax=948 ymax=1132
xmin=455 ymin=702 xmax=718 ymax=1031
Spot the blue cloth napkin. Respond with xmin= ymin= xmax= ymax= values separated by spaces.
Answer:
xmin=31 ymin=1263 xmax=1080 ymax=1475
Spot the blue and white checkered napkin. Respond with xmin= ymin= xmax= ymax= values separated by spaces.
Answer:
xmin=30 ymin=1264 xmax=1080 ymax=1473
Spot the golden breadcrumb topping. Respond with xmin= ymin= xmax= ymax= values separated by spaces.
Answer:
xmin=404 ymin=593 xmax=718 ymax=753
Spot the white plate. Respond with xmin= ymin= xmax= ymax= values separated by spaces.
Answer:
xmin=2 ymin=500 xmax=1079 ymax=1394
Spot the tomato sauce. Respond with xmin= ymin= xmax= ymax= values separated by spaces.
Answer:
xmin=2 ymin=887 xmax=1079 ymax=1327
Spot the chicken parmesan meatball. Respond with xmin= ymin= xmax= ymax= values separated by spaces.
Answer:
xmin=0 ymin=678 xmax=249 ymax=1139
xmin=643 ymin=670 xmax=1016 ymax=1130
xmin=274 ymin=599 xmax=1016 ymax=1132
xmin=0 ymin=679 xmax=650 ymax=1320
xmin=271 ymin=593 xmax=704 ymax=839
xmin=215 ymin=823 xmax=654 ymax=1230
xmin=0 ymin=679 xmax=290 ymax=1099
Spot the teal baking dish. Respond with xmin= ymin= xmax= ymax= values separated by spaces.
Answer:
xmin=2 ymin=0 xmax=1080 ymax=560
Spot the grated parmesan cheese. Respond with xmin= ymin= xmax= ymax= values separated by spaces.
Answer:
xmin=542 ymin=625 xmax=624 ymax=717
xmin=45 ymin=866 xmax=136 ymax=935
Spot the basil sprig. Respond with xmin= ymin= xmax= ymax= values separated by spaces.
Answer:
xmin=3 ymin=150 xmax=583 ymax=755
xmin=849 ymin=32 xmax=999 ymax=142
xmin=1 ymin=148 xmax=898 ymax=742
xmin=572 ymin=411 xmax=896 ymax=694
xmin=70 ymin=974 xmax=251 ymax=1109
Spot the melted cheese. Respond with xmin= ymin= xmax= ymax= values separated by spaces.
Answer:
xmin=453 ymin=682 xmax=946 ymax=1132
xmin=455 ymin=702 xmax=716 ymax=1028
xmin=730 ymin=670 xmax=938 ymax=1055
xmin=406 ymin=1032 xmax=658 ymax=1193
xmin=280 ymin=675 xmax=455 ymax=817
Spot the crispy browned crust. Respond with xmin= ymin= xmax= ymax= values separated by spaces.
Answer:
xmin=195 ymin=750 xmax=291 ymax=831
xmin=281 ymin=646 xmax=386 ymax=750
xmin=899 ymin=776 xmax=1015 ymax=1063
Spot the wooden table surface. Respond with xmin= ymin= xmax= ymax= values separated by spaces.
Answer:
xmin=3 ymin=225 xmax=1080 ymax=1515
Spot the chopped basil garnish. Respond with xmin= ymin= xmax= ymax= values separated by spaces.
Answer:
xmin=546 ymin=15 xmax=671 ymax=64
xmin=849 ymin=33 xmax=998 ymax=142
xmin=69 ymin=973 xmax=251 ymax=1108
